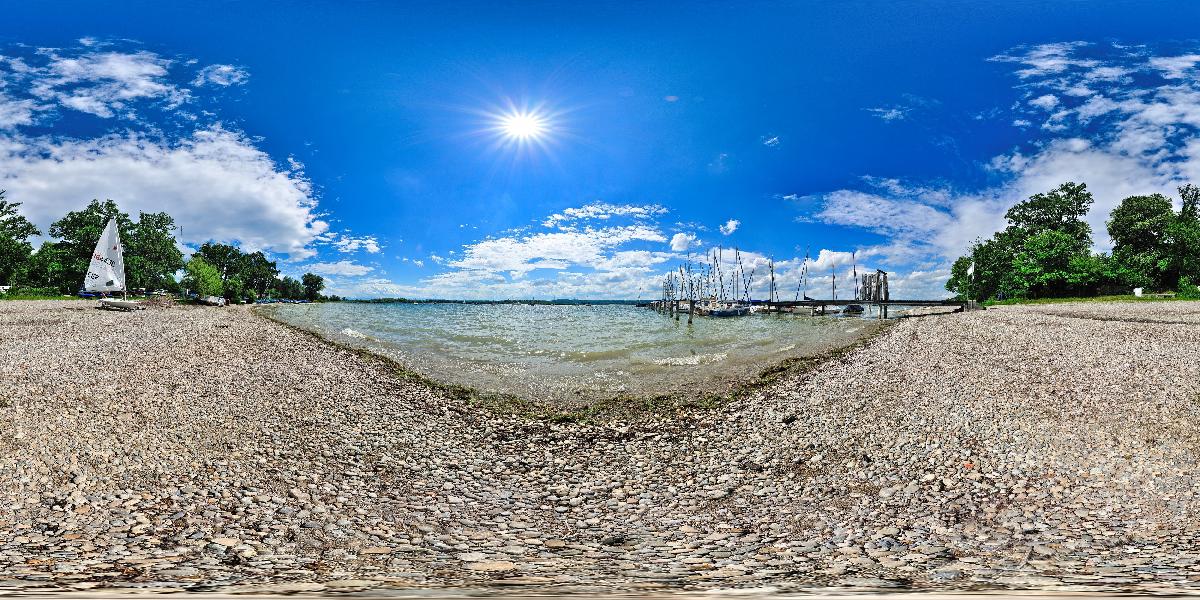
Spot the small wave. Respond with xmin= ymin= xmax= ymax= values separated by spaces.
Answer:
xmin=653 ymin=352 xmax=728 ymax=366
xmin=340 ymin=327 xmax=371 ymax=340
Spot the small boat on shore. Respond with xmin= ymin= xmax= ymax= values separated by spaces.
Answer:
xmin=85 ymin=218 xmax=143 ymax=311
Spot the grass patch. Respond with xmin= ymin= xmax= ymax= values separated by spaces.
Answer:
xmin=983 ymin=294 xmax=1191 ymax=307
xmin=0 ymin=294 xmax=84 ymax=301
xmin=254 ymin=306 xmax=897 ymax=425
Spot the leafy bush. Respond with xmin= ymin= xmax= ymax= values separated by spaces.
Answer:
xmin=1 ymin=286 xmax=65 ymax=298
xmin=182 ymin=257 xmax=224 ymax=297
xmin=1179 ymin=277 xmax=1200 ymax=300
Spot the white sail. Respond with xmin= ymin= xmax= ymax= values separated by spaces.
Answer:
xmin=83 ymin=218 xmax=126 ymax=292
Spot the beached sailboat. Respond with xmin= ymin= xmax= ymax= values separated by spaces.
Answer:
xmin=85 ymin=218 xmax=142 ymax=311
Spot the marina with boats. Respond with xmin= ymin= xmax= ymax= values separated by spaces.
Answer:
xmin=644 ymin=248 xmax=973 ymax=320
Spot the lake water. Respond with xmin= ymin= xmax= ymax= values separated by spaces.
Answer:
xmin=264 ymin=303 xmax=877 ymax=404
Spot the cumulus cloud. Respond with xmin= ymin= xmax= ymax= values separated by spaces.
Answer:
xmin=305 ymin=260 xmax=373 ymax=276
xmin=719 ymin=219 xmax=740 ymax=235
xmin=1029 ymin=94 xmax=1059 ymax=110
xmin=1 ymin=128 xmax=327 ymax=258
xmin=669 ymin=232 xmax=696 ymax=251
xmin=450 ymin=225 xmax=667 ymax=277
xmin=0 ymin=41 xmax=338 ymax=260
xmin=193 ymin=64 xmax=249 ymax=87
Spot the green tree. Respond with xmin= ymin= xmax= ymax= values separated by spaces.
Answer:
xmin=183 ymin=257 xmax=224 ymax=297
xmin=194 ymin=242 xmax=244 ymax=284
xmin=275 ymin=275 xmax=305 ymax=299
xmin=1013 ymin=230 xmax=1091 ymax=296
xmin=947 ymin=182 xmax=1098 ymax=300
xmin=1171 ymin=184 xmax=1200 ymax=288
xmin=1108 ymin=193 xmax=1174 ymax=289
xmin=224 ymin=276 xmax=247 ymax=303
xmin=0 ymin=191 xmax=41 ymax=286
xmin=239 ymin=251 xmax=279 ymax=297
xmin=301 ymin=272 xmax=325 ymax=301
xmin=126 ymin=211 xmax=184 ymax=291
xmin=1004 ymin=181 xmax=1094 ymax=248
xmin=16 ymin=242 xmax=67 ymax=289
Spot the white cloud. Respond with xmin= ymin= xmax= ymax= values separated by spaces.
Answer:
xmin=0 ymin=94 xmax=38 ymax=129
xmin=719 ymin=219 xmax=740 ymax=235
xmin=865 ymin=106 xmax=908 ymax=121
xmin=542 ymin=201 xmax=666 ymax=229
xmin=31 ymin=50 xmax=188 ymax=118
xmin=306 ymin=260 xmax=373 ymax=276
xmin=669 ymin=232 xmax=696 ymax=251
xmin=332 ymin=235 xmax=380 ymax=254
xmin=1029 ymin=94 xmax=1059 ymax=110
xmin=449 ymin=225 xmax=667 ymax=278
xmin=193 ymin=64 xmax=249 ymax=87
xmin=2 ymin=127 xmax=326 ymax=259
xmin=1148 ymin=54 xmax=1200 ymax=79
xmin=989 ymin=41 xmax=1097 ymax=78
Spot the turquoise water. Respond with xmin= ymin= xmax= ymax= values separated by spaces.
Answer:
xmin=266 ymin=303 xmax=875 ymax=403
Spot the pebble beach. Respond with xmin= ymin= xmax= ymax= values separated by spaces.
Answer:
xmin=2 ymin=299 xmax=1200 ymax=594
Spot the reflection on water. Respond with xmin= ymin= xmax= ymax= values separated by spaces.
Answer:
xmin=265 ymin=303 xmax=877 ymax=403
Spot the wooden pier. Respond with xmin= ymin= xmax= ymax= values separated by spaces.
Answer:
xmin=648 ymin=298 xmax=973 ymax=319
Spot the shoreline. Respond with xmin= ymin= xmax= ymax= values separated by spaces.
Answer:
xmin=2 ymin=300 xmax=1200 ymax=593
xmin=253 ymin=304 xmax=896 ymax=423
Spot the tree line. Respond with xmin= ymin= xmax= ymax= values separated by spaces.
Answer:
xmin=946 ymin=182 xmax=1200 ymax=300
xmin=0 ymin=194 xmax=337 ymax=302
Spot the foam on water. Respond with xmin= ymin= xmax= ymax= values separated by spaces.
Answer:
xmin=267 ymin=303 xmax=876 ymax=403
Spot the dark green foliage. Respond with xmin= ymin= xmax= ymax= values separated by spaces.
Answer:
xmin=126 ymin=211 xmax=185 ymax=291
xmin=951 ymin=181 xmax=1200 ymax=301
xmin=948 ymin=183 xmax=1099 ymax=300
xmin=193 ymin=242 xmax=284 ymax=301
xmin=1178 ymin=277 xmax=1200 ymax=299
xmin=1004 ymin=181 xmax=1094 ymax=248
xmin=0 ymin=191 xmax=41 ymax=286
xmin=16 ymin=242 xmax=67 ymax=289
xmin=301 ymin=272 xmax=324 ymax=301
xmin=274 ymin=275 xmax=305 ymax=300
xmin=1108 ymin=193 xmax=1176 ymax=289
xmin=16 ymin=199 xmax=185 ymax=293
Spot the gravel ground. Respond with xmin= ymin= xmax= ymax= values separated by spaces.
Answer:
xmin=1 ymin=300 xmax=1199 ymax=594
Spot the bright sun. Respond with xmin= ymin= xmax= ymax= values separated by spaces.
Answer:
xmin=499 ymin=112 xmax=548 ymax=140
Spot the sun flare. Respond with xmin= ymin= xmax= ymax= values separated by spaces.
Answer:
xmin=498 ymin=111 xmax=548 ymax=141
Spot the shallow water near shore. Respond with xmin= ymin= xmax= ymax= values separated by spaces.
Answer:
xmin=263 ymin=303 xmax=877 ymax=403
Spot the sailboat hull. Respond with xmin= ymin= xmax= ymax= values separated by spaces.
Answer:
xmin=99 ymin=299 xmax=143 ymax=311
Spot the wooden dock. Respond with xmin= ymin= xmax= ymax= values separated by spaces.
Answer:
xmin=648 ymin=298 xmax=974 ymax=319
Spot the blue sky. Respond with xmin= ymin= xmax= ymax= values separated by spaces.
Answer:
xmin=4 ymin=1 xmax=1200 ymax=298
